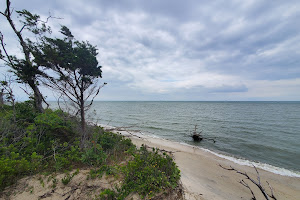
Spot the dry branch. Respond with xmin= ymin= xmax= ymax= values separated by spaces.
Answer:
xmin=219 ymin=164 xmax=277 ymax=200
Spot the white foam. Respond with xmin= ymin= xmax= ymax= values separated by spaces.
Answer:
xmin=210 ymin=151 xmax=300 ymax=177
xmin=185 ymin=144 xmax=300 ymax=178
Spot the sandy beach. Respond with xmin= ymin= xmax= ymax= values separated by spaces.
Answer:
xmin=104 ymin=126 xmax=300 ymax=200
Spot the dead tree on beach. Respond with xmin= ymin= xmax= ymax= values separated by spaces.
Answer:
xmin=190 ymin=125 xmax=216 ymax=143
xmin=219 ymin=164 xmax=277 ymax=200
xmin=191 ymin=125 xmax=203 ymax=141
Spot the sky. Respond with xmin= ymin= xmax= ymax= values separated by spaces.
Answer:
xmin=1 ymin=0 xmax=300 ymax=101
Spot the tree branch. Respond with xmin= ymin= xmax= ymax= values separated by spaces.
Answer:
xmin=219 ymin=164 xmax=273 ymax=200
xmin=266 ymin=181 xmax=277 ymax=200
xmin=0 ymin=32 xmax=15 ymax=67
xmin=240 ymin=179 xmax=256 ymax=200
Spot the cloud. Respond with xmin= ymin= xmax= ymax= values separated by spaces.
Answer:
xmin=1 ymin=0 xmax=300 ymax=101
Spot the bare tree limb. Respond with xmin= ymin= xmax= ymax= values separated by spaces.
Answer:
xmin=240 ymin=179 xmax=256 ymax=200
xmin=219 ymin=164 xmax=275 ymax=200
xmin=266 ymin=181 xmax=277 ymax=200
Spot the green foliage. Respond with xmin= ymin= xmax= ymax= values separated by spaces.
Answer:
xmin=15 ymin=100 xmax=37 ymax=125
xmin=81 ymin=143 xmax=107 ymax=166
xmin=0 ymin=152 xmax=31 ymax=190
xmin=88 ymin=165 xmax=119 ymax=180
xmin=94 ymin=145 xmax=181 ymax=199
xmin=34 ymin=109 xmax=71 ymax=130
xmin=94 ymin=130 xmax=135 ymax=159
xmin=119 ymin=145 xmax=181 ymax=199
xmin=98 ymin=189 xmax=118 ymax=200
xmin=0 ymin=103 xmax=181 ymax=199
xmin=1 ymin=2 xmax=49 ymax=112
xmin=16 ymin=9 xmax=51 ymax=35
xmin=0 ymin=102 xmax=80 ymax=189
xmin=34 ymin=109 xmax=76 ymax=142
xmin=61 ymin=169 xmax=79 ymax=185
xmin=51 ymin=177 xmax=58 ymax=189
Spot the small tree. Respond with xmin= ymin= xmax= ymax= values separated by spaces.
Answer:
xmin=0 ymin=0 xmax=51 ymax=113
xmin=33 ymin=26 xmax=106 ymax=146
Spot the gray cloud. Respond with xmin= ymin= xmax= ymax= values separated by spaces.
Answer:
xmin=1 ymin=0 xmax=300 ymax=101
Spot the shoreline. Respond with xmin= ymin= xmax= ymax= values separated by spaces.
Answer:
xmin=101 ymin=124 xmax=300 ymax=178
xmin=102 ymin=124 xmax=300 ymax=200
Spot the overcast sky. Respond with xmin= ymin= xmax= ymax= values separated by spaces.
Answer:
xmin=1 ymin=0 xmax=300 ymax=101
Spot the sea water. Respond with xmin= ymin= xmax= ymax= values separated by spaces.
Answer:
xmin=52 ymin=101 xmax=300 ymax=176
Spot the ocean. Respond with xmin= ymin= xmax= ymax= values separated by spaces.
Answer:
xmin=52 ymin=101 xmax=300 ymax=177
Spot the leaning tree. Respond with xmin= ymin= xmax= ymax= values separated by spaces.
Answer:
xmin=0 ymin=0 xmax=51 ymax=112
xmin=33 ymin=26 xmax=106 ymax=146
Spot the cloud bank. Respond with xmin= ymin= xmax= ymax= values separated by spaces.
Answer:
xmin=1 ymin=0 xmax=300 ymax=101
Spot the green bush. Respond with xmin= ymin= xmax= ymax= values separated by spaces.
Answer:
xmin=89 ymin=165 xmax=120 ymax=179
xmin=0 ymin=152 xmax=31 ymax=190
xmin=118 ymin=145 xmax=180 ymax=199
xmin=81 ymin=143 xmax=107 ymax=166
xmin=15 ymin=101 xmax=37 ymax=126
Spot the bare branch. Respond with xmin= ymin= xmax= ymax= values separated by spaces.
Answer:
xmin=85 ymin=82 xmax=107 ymax=108
xmin=266 ymin=181 xmax=277 ymax=200
xmin=253 ymin=164 xmax=261 ymax=185
xmin=219 ymin=164 xmax=273 ymax=200
xmin=19 ymin=24 xmax=27 ymax=33
xmin=19 ymin=86 xmax=31 ymax=96
xmin=240 ymin=180 xmax=256 ymax=200
xmin=0 ymin=32 xmax=15 ymax=67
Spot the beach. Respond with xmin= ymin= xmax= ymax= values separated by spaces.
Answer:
xmin=104 ymin=126 xmax=300 ymax=200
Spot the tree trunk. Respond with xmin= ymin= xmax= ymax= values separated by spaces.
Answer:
xmin=80 ymin=102 xmax=85 ymax=133
xmin=28 ymin=80 xmax=44 ymax=113
xmin=80 ymin=91 xmax=86 ymax=147
xmin=0 ymin=89 xmax=4 ymax=107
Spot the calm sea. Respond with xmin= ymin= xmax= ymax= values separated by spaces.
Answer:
xmin=52 ymin=101 xmax=300 ymax=176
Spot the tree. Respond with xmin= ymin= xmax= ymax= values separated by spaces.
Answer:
xmin=0 ymin=0 xmax=51 ymax=113
xmin=33 ymin=26 xmax=106 ymax=146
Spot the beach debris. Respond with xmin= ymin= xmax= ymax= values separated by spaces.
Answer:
xmin=219 ymin=164 xmax=277 ymax=200
xmin=191 ymin=125 xmax=203 ymax=142
xmin=190 ymin=125 xmax=216 ymax=143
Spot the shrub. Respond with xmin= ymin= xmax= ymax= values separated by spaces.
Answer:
xmin=119 ymin=145 xmax=181 ymax=199
xmin=61 ymin=169 xmax=79 ymax=185
xmin=81 ymin=143 xmax=107 ymax=166
xmin=89 ymin=165 xmax=119 ymax=179
xmin=0 ymin=152 xmax=31 ymax=190
xmin=15 ymin=101 xmax=37 ymax=126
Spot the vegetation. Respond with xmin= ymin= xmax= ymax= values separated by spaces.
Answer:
xmin=0 ymin=0 xmax=51 ymax=112
xmin=32 ymin=26 xmax=106 ymax=144
xmin=0 ymin=1 xmax=181 ymax=198
xmin=1 ymin=1 xmax=105 ymax=147
xmin=0 ymin=102 xmax=182 ymax=199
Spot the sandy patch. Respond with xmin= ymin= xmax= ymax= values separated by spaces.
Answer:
xmin=1 ymin=169 xmax=118 ymax=200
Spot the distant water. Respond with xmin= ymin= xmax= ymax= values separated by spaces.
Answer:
xmin=51 ymin=101 xmax=300 ymax=176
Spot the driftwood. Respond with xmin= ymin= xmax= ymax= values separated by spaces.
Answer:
xmin=190 ymin=125 xmax=216 ymax=143
xmin=191 ymin=125 xmax=203 ymax=141
xmin=219 ymin=164 xmax=277 ymax=200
